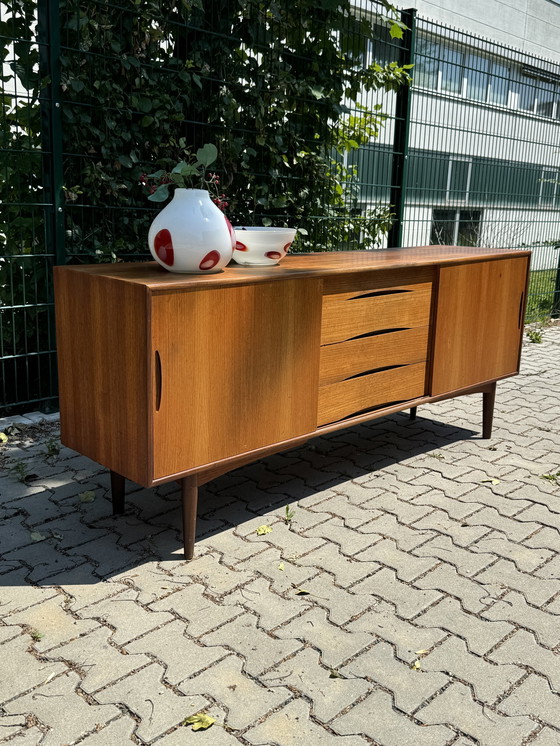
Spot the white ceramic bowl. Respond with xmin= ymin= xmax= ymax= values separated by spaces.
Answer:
xmin=232 ymin=227 xmax=297 ymax=266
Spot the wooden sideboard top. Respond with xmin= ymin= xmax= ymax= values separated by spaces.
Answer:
xmin=55 ymin=246 xmax=531 ymax=291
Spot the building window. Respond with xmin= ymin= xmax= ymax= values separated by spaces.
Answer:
xmin=431 ymin=209 xmax=482 ymax=246
xmin=446 ymin=158 xmax=472 ymax=203
xmin=540 ymin=169 xmax=559 ymax=206
xmin=414 ymin=34 xmax=560 ymax=119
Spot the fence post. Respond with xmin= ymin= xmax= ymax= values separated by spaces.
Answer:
xmin=552 ymin=247 xmax=560 ymax=319
xmin=38 ymin=0 xmax=65 ymax=267
xmin=387 ymin=8 xmax=416 ymax=249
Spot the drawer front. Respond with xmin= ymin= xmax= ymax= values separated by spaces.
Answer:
xmin=318 ymin=362 xmax=427 ymax=426
xmin=319 ymin=327 xmax=429 ymax=386
xmin=321 ymin=283 xmax=432 ymax=345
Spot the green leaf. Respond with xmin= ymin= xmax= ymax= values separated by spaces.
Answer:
xmin=30 ymin=530 xmax=46 ymax=542
xmin=118 ymin=154 xmax=133 ymax=168
xmin=141 ymin=115 xmax=154 ymax=127
xmin=79 ymin=490 xmax=95 ymax=503
xmin=389 ymin=22 xmax=404 ymax=39
xmin=183 ymin=712 xmax=215 ymax=731
xmin=256 ymin=525 xmax=272 ymax=536
xmin=196 ymin=143 xmax=218 ymax=167
xmin=148 ymin=183 xmax=171 ymax=202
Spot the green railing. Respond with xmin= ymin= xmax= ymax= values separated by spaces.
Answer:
xmin=1 ymin=1 xmax=559 ymax=414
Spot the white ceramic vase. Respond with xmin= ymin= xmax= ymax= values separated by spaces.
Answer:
xmin=148 ymin=188 xmax=234 ymax=273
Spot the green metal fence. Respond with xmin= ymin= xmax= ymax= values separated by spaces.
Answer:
xmin=1 ymin=1 xmax=559 ymax=414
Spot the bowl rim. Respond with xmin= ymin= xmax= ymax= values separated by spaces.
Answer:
xmin=233 ymin=226 xmax=296 ymax=233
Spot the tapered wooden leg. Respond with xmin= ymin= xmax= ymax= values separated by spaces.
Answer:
xmin=409 ymin=406 xmax=417 ymax=421
xmin=110 ymin=471 xmax=125 ymax=515
xmin=482 ymin=383 xmax=497 ymax=439
xmin=181 ymin=474 xmax=198 ymax=560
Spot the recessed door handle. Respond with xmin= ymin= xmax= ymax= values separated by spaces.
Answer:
xmin=155 ymin=350 xmax=162 ymax=411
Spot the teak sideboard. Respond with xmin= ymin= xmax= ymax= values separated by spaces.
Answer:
xmin=54 ymin=246 xmax=531 ymax=558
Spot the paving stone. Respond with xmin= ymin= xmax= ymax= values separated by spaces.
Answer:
xmin=292 ymin=571 xmax=374 ymax=625
xmin=357 ymin=513 xmax=435 ymax=551
xmin=76 ymin=716 xmax=136 ymax=745
xmin=240 ymin=519 xmax=326 ymax=558
xmin=2 ymin=539 xmax=89 ymax=584
xmin=222 ymin=576 xmax=312 ymax=628
xmin=0 ymin=634 xmax=67 ymax=704
xmin=78 ymin=589 xmax=174 ymax=645
xmin=342 ymin=640 xmax=449 ymax=713
xmin=294 ymin=542 xmax=379 ymax=587
xmin=413 ymin=535 xmax=496 ymax=576
xmin=506 ymin=484 xmax=560 ymax=513
xmin=535 ymin=554 xmax=560 ymax=580
xmin=415 ymin=682 xmax=537 ymax=746
xmin=413 ymin=509 xmax=494 ymax=547
xmin=108 ymin=560 xmax=190 ymax=605
xmin=171 ymin=551 xmax=255 ymax=596
xmin=301 ymin=517 xmax=377 ymax=555
xmin=422 ymin=636 xmax=524 ymax=703
xmin=65 ymin=535 xmax=145 ymax=577
xmin=498 ymin=674 xmax=560 ymax=728
xmin=0 ymin=568 xmax=58 ymax=614
xmin=415 ymin=598 xmax=514 ymax=656
xmin=198 ymin=525 xmax=267 ymax=562
xmin=488 ymin=629 xmax=560 ymax=692
xmin=276 ymin=607 xmax=374 ymax=668
xmin=470 ymin=532 xmax=553 ymax=573
xmin=245 ymin=698 xmax=369 ymax=745
xmin=306 ymin=492 xmax=380 ymax=526
xmin=414 ymin=564 xmax=500 ymax=613
xmin=0 ymin=726 xmax=43 ymax=745
xmin=353 ymin=567 xmax=442 ymax=619
xmin=95 ymin=662 xmax=206 ymax=742
xmin=44 ymin=564 xmax=125 ymax=610
xmin=347 ymin=603 xmax=447 ymax=664
xmin=354 ymin=538 xmax=438 ymax=582
xmin=332 ymin=688 xmax=454 ymax=745
xmin=483 ymin=591 xmax=560 ymax=647
xmin=465 ymin=507 xmax=540 ymax=542
xmin=4 ymin=671 xmax=120 ymax=746
xmin=262 ymin=647 xmax=370 ymax=722
xmin=474 ymin=558 xmax=559 ymax=607
xmin=149 ymin=581 xmax=245 ymax=636
xmin=200 ymin=612 xmax=302 ymax=675
xmin=238 ymin=546 xmax=320 ymax=595
xmin=527 ymin=727 xmax=560 ymax=746
xmin=0 ymin=625 xmax=22 ymax=644
xmin=411 ymin=490 xmax=483 ymax=520
xmin=7 ymin=595 xmax=100 ymax=652
xmin=125 ymin=618 xmax=228 ymax=683
xmin=46 ymin=625 xmax=150 ymax=693
xmin=181 ymin=655 xmax=291 ymax=731
xmin=361 ymin=492 xmax=434 ymax=524
xmin=0 ymin=714 xmax=27 ymax=739
xmin=524 ymin=526 xmax=560 ymax=553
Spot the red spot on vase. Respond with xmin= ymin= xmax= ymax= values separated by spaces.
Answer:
xmin=199 ymin=250 xmax=221 ymax=271
xmin=235 ymin=240 xmax=248 ymax=252
xmin=265 ymin=251 xmax=282 ymax=260
xmin=225 ymin=217 xmax=236 ymax=249
xmin=154 ymin=229 xmax=174 ymax=266
xmin=283 ymin=242 xmax=292 ymax=253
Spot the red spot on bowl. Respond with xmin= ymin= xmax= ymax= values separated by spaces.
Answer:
xmin=265 ymin=251 xmax=282 ymax=260
xmin=283 ymin=242 xmax=292 ymax=253
xmin=235 ymin=240 xmax=248 ymax=252
xmin=199 ymin=250 xmax=221 ymax=271
xmin=154 ymin=229 xmax=174 ymax=266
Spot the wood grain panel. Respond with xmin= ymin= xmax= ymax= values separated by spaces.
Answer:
xmin=319 ymin=327 xmax=429 ymax=386
xmin=151 ymin=278 xmax=322 ymax=479
xmin=317 ymin=362 xmax=427 ymax=425
xmin=321 ymin=283 xmax=432 ymax=345
xmin=54 ymin=269 xmax=151 ymax=485
xmin=322 ymin=267 xmax=434 ymax=295
xmin=431 ymin=256 xmax=530 ymax=395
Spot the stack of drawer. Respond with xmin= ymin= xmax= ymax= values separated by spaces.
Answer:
xmin=317 ymin=267 xmax=434 ymax=426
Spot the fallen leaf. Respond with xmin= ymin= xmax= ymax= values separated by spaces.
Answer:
xmin=0 ymin=432 xmax=8 ymax=443
xmin=51 ymin=531 xmax=64 ymax=540
xmin=410 ymin=659 xmax=421 ymax=670
xmin=256 ymin=525 xmax=272 ymax=535
xmin=415 ymin=649 xmax=429 ymax=656
xmin=79 ymin=490 xmax=95 ymax=503
xmin=278 ymin=562 xmax=285 ymax=571
xmin=183 ymin=712 xmax=215 ymax=731
xmin=29 ymin=531 xmax=46 ymax=542
xmin=482 ymin=479 xmax=501 ymax=485
xmin=294 ymin=587 xmax=310 ymax=596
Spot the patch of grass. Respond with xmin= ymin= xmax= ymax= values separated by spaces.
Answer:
xmin=29 ymin=629 xmax=44 ymax=642
xmin=526 ymin=268 xmax=556 ymax=323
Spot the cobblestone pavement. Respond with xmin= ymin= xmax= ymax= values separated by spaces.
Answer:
xmin=1 ymin=327 xmax=559 ymax=746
